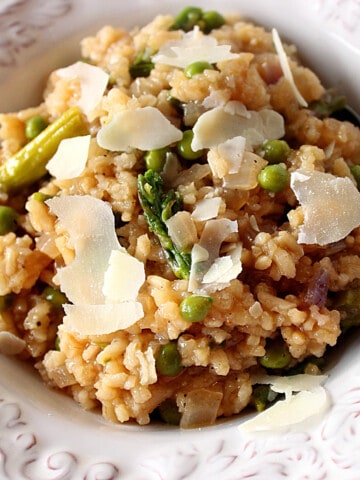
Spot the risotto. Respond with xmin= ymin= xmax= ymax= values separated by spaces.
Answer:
xmin=0 ymin=6 xmax=360 ymax=429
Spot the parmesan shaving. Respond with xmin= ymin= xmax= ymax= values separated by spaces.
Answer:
xmin=103 ymin=249 xmax=145 ymax=303
xmin=239 ymin=387 xmax=329 ymax=432
xmin=189 ymin=218 xmax=240 ymax=292
xmin=165 ymin=211 xmax=198 ymax=252
xmin=62 ymin=302 xmax=144 ymax=335
xmin=192 ymin=104 xmax=284 ymax=151
xmin=191 ymin=197 xmax=222 ymax=221
xmin=240 ymin=373 xmax=329 ymax=432
xmin=47 ymin=195 xmax=120 ymax=305
xmin=202 ymin=243 xmax=242 ymax=285
xmin=290 ymin=169 xmax=360 ymax=245
xmin=152 ymin=26 xmax=238 ymax=68
xmin=47 ymin=195 xmax=146 ymax=336
xmin=97 ymin=107 xmax=182 ymax=151
xmin=272 ymin=29 xmax=308 ymax=107
xmin=56 ymin=61 xmax=109 ymax=116
xmin=46 ymin=135 xmax=90 ymax=180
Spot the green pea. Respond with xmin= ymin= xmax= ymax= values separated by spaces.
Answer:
xmin=262 ymin=139 xmax=291 ymax=164
xmin=0 ymin=293 xmax=14 ymax=312
xmin=202 ymin=11 xmax=225 ymax=33
xmin=177 ymin=130 xmax=204 ymax=160
xmin=184 ymin=61 xmax=214 ymax=78
xmin=350 ymin=165 xmax=360 ymax=190
xmin=0 ymin=206 xmax=18 ymax=235
xmin=259 ymin=337 xmax=292 ymax=369
xmin=158 ymin=398 xmax=181 ymax=425
xmin=25 ymin=115 xmax=49 ymax=140
xmin=180 ymin=294 xmax=213 ymax=322
xmin=54 ymin=335 xmax=61 ymax=351
xmin=170 ymin=6 xmax=203 ymax=32
xmin=42 ymin=286 xmax=67 ymax=308
xmin=156 ymin=342 xmax=183 ymax=376
xmin=258 ymin=164 xmax=289 ymax=193
xmin=31 ymin=192 xmax=54 ymax=202
xmin=144 ymin=147 xmax=169 ymax=172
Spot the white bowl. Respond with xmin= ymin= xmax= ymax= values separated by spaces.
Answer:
xmin=1 ymin=1 xmax=360 ymax=479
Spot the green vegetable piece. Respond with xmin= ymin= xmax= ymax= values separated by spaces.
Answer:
xmin=0 ymin=206 xmax=18 ymax=235
xmin=180 ymin=294 xmax=213 ymax=322
xmin=25 ymin=115 xmax=49 ymax=140
xmin=202 ymin=10 xmax=225 ymax=33
xmin=183 ymin=61 xmax=214 ymax=78
xmin=262 ymin=139 xmax=291 ymax=164
xmin=129 ymin=50 xmax=155 ymax=79
xmin=258 ymin=164 xmax=289 ymax=193
xmin=158 ymin=398 xmax=181 ymax=425
xmin=144 ymin=147 xmax=169 ymax=172
xmin=332 ymin=286 xmax=360 ymax=332
xmin=137 ymin=169 xmax=191 ymax=279
xmin=251 ymin=384 xmax=275 ymax=412
xmin=31 ymin=192 xmax=54 ymax=202
xmin=42 ymin=286 xmax=67 ymax=308
xmin=156 ymin=342 xmax=183 ymax=376
xmin=309 ymin=89 xmax=347 ymax=119
xmin=170 ymin=6 xmax=203 ymax=32
xmin=350 ymin=165 xmax=360 ymax=190
xmin=0 ymin=106 xmax=88 ymax=192
xmin=0 ymin=293 xmax=14 ymax=312
xmin=259 ymin=337 xmax=292 ymax=369
xmin=176 ymin=129 xmax=204 ymax=160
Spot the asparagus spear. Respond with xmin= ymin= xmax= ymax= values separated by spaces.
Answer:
xmin=137 ymin=169 xmax=191 ymax=279
xmin=0 ymin=106 xmax=88 ymax=192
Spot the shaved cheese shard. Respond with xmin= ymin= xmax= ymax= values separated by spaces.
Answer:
xmin=239 ymin=387 xmax=329 ymax=433
xmin=56 ymin=61 xmax=109 ymax=116
xmin=62 ymin=302 xmax=144 ymax=335
xmin=272 ymin=29 xmax=308 ymax=108
xmin=153 ymin=26 xmax=238 ymax=68
xmin=192 ymin=103 xmax=284 ymax=151
xmin=103 ymin=249 xmax=145 ymax=303
xmin=46 ymin=135 xmax=90 ymax=180
xmin=240 ymin=373 xmax=329 ymax=432
xmin=0 ymin=331 xmax=26 ymax=355
xmin=202 ymin=243 xmax=242 ymax=285
xmin=290 ymin=169 xmax=360 ymax=245
xmin=189 ymin=218 xmax=239 ymax=292
xmin=253 ymin=373 xmax=328 ymax=400
xmin=208 ymin=135 xmax=267 ymax=190
xmin=191 ymin=197 xmax=222 ymax=221
xmin=46 ymin=195 xmax=120 ymax=304
xmin=97 ymin=107 xmax=182 ymax=151
xmin=165 ymin=211 xmax=198 ymax=252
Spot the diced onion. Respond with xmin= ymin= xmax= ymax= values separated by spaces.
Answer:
xmin=179 ymin=388 xmax=223 ymax=429
xmin=0 ymin=331 xmax=26 ymax=355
